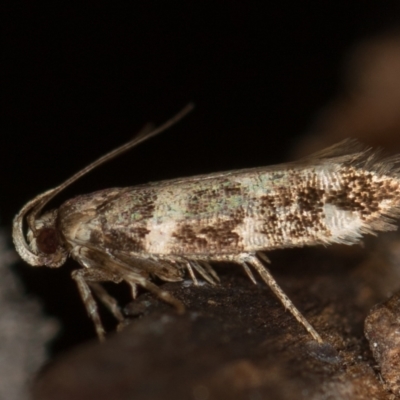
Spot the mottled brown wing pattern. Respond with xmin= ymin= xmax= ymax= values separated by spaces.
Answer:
xmin=61 ymin=149 xmax=400 ymax=258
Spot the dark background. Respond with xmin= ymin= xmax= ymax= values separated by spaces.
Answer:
xmin=3 ymin=2 xmax=400 ymax=352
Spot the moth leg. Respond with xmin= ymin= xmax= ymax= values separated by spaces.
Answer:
xmin=241 ymin=262 xmax=257 ymax=284
xmin=124 ymin=272 xmax=185 ymax=314
xmin=128 ymin=282 xmax=138 ymax=299
xmin=191 ymin=261 xmax=218 ymax=285
xmin=257 ymin=252 xmax=271 ymax=264
xmin=185 ymin=262 xmax=199 ymax=286
xmin=71 ymin=269 xmax=108 ymax=341
xmin=88 ymin=250 xmax=186 ymax=315
xmin=242 ymin=254 xmax=323 ymax=344
xmin=89 ymin=282 xmax=125 ymax=324
xmin=201 ymin=262 xmax=220 ymax=283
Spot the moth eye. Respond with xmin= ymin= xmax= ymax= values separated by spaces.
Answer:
xmin=36 ymin=228 xmax=59 ymax=254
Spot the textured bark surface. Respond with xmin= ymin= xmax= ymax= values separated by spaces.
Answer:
xmin=32 ymin=240 xmax=400 ymax=400
xmin=365 ymin=291 xmax=400 ymax=396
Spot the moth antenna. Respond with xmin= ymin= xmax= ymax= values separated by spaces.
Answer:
xmin=134 ymin=122 xmax=156 ymax=140
xmin=29 ymin=103 xmax=195 ymax=228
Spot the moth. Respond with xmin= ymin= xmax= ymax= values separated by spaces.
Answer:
xmin=13 ymin=104 xmax=400 ymax=343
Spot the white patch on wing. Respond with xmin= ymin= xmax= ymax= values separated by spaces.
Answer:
xmin=234 ymin=216 xmax=270 ymax=249
xmin=323 ymin=203 xmax=363 ymax=243
xmin=145 ymin=219 xmax=178 ymax=254
xmin=143 ymin=187 xmax=189 ymax=254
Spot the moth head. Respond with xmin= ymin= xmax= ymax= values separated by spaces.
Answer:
xmin=26 ymin=210 xmax=68 ymax=267
xmin=13 ymin=190 xmax=69 ymax=268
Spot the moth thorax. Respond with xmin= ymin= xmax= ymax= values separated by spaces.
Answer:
xmin=27 ymin=209 xmax=68 ymax=268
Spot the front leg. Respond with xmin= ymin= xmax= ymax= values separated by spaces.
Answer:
xmin=71 ymin=268 xmax=123 ymax=341
xmin=89 ymin=282 xmax=126 ymax=325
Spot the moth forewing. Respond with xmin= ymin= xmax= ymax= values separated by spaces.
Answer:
xmin=13 ymin=116 xmax=400 ymax=344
